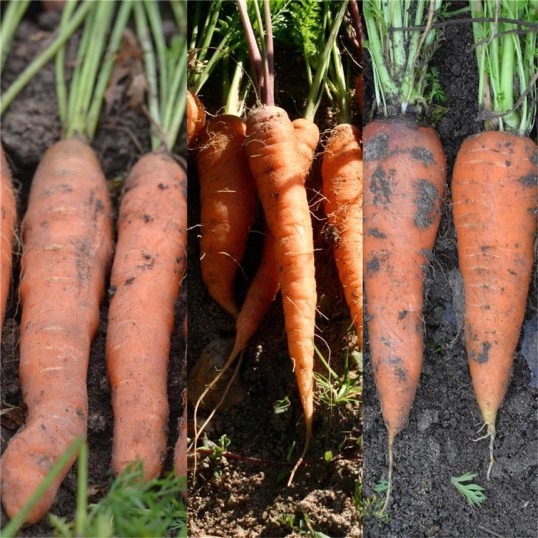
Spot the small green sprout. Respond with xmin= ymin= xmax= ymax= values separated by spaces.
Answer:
xmin=451 ymin=472 xmax=487 ymax=508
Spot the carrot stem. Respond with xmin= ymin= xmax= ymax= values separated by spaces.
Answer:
xmin=0 ymin=0 xmax=93 ymax=116
xmin=86 ymin=0 xmax=133 ymax=142
xmin=0 ymin=0 xmax=31 ymax=73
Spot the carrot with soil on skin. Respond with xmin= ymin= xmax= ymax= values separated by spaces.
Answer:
xmin=322 ymin=124 xmax=363 ymax=349
xmin=0 ymin=2 xmax=131 ymax=524
xmin=107 ymin=0 xmax=187 ymax=480
xmin=363 ymin=0 xmax=447 ymax=510
xmin=321 ymin=5 xmax=363 ymax=348
xmin=196 ymin=114 xmax=256 ymax=317
xmin=0 ymin=145 xmax=17 ymax=334
xmin=452 ymin=0 xmax=537 ymax=479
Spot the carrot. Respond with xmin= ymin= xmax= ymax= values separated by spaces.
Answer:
xmin=0 ymin=138 xmax=113 ymax=524
xmin=196 ymin=114 xmax=256 ymax=317
xmin=452 ymin=0 xmax=537 ymax=478
xmin=106 ymin=153 xmax=186 ymax=479
xmin=364 ymin=119 xmax=446 ymax=474
xmin=187 ymin=90 xmax=206 ymax=148
xmin=0 ymin=2 xmax=130 ymax=524
xmin=246 ymin=105 xmax=318 ymax=481
xmin=322 ymin=124 xmax=363 ymax=348
xmin=1 ymin=144 xmax=16 ymax=332
xmin=106 ymin=1 xmax=187 ymax=480
xmin=453 ymin=131 xmax=536 ymax=473
xmin=363 ymin=0 xmax=447 ymax=509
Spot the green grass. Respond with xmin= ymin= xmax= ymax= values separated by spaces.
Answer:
xmin=1 ymin=439 xmax=187 ymax=538
xmin=314 ymin=346 xmax=362 ymax=409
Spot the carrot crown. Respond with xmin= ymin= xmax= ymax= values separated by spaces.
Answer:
xmin=470 ymin=0 xmax=537 ymax=136
xmin=363 ymin=0 xmax=445 ymax=118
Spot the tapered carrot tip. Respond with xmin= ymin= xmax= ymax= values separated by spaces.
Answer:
xmin=1 ymin=425 xmax=79 ymax=525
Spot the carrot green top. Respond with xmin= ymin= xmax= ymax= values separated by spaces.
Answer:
xmin=363 ymin=0 xmax=445 ymax=119
xmin=470 ymin=0 xmax=537 ymax=137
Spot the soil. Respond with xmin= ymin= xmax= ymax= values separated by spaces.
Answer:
xmin=1 ymin=6 xmax=186 ymax=536
xmin=187 ymin=4 xmax=362 ymax=536
xmin=363 ymin=8 xmax=538 ymax=538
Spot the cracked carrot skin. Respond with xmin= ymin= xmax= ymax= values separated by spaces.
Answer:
xmin=452 ymin=131 xmax=537 ymax=436
xmin=363 ymin=119 xmax=446 ymax=444
xmin=107 ymin=152 xmax=187 ymax=480
xmin=196 ymin=114 xmax=256 ymax=317
xmin=0 ymin=138 xmax=113 ymax=525
xmin=1 ymin=144 xmax=16 ymax=333
xmin=322 ymin=123 xmax=363 ymax=349
xmin=245 ymin=105 xmax=319 ymax=452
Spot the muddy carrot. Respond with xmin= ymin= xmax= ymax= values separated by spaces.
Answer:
xmin=452 ymin=0 xmax=538 ymax=478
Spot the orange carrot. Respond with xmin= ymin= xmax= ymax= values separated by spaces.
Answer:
xmin=363 ymin=119 xmax=446 ymax=497
xmin=322 ymin=123 xmax=363 ymax=348
xmin=245 ymin=105 xmax=319 ymax=481
xmin=106 ymin=152 xmax=187 ymax=480
xmin=1 ymin=144 xmax=16 ymax=333
xmin=452 ymin=131 xmax=537 ymax=475
xmin=196 ymin=114 xmax=256 ymax=317
xmin=0 ymin=138 xmax=113 ymax=525
xmin=187 ymin=90 xmax=206 ymax=148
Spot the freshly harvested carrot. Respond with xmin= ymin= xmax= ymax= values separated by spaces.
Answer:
xmin=196 ymin=114 xmax=256 ymax=317
xmin=246 ymin=105 xmax=319 ymax=479
xmin=322 ymin=124 xmax=363 ymax=348
xmin=453 ymin=133 xmax=536 ymax=467
xmin=107 ymin=153 xmax=187 ymax=480
xmin=1 ymin=144 xmax=16 ymax=332
xmin=0 ymin=138 xmax=113 ymax=524
xmin=187 ymin=90 xmax=206 ymax=148
xmin=363 ymin=119 xmax=446 ymax=493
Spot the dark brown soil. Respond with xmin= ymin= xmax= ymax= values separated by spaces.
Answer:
xmin=363 ymin=9 xmax=538 ymax=538
xmin=1 ymin=7 xmax=186 ymax=535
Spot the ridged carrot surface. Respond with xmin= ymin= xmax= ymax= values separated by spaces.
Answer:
xmin=196 ymin=115 xmax=256 ymax=317
xmin=107 ymin=152 xmax=187 ymax=480
xmin=1 ymin=138 xmax=113 ymax=524
xmin=245 ymin=106 xmax=319 ymax=471
xmin=452 ymin=131 xmax=537 ymax=442
xmin=364 ymin=119 xmax=446 ymax=443
xmin=322 ymin=123 xmax=363 ymax=348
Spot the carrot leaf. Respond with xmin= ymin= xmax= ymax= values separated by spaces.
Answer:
xmin=451 ymin=472 xmax=487 ymax=508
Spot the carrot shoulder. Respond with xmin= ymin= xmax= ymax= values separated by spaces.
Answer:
xmin=245 ymin=105 xmax=318 ymax=473
xmin=452 ymin=131 xmax=537 ymax=444
xmin=196 ymin=114 xmax=256 ymax=317
xmin=364 ymin=120 xmax=446 ymax=443
xmin=107 ymin=152 xmax=187 ymax=480
xmin=0 ymin=138 xmax=113 ymax=524
xmin=322 ymin=123 xmax=363 ymax=348
xmin=1 ymin=144 xmax=16 ymax=332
